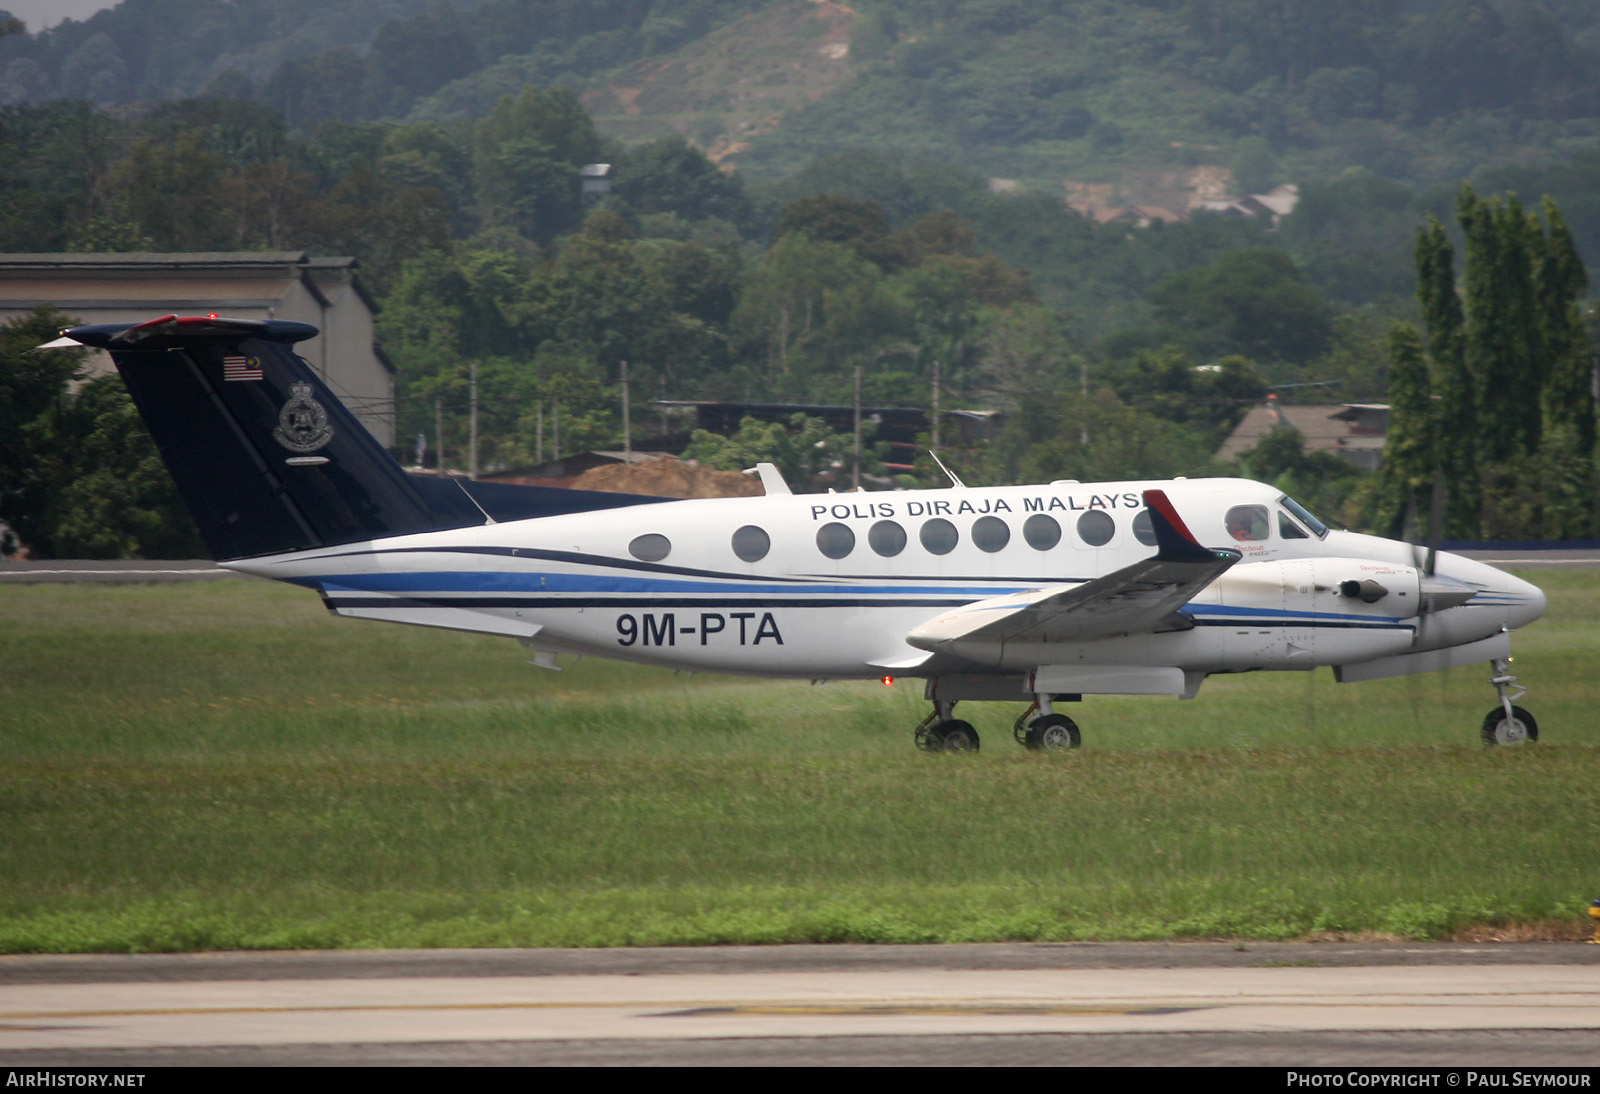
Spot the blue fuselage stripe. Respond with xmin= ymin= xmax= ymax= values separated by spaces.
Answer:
xmin=309 ymin=571 xmax=1033 ymax=598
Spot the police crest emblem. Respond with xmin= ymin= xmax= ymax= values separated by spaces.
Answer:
xmin=273 ymin=382 xmax=334 ymax=453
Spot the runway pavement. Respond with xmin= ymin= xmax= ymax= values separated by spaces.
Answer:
xmin=2 ymin=943 xmax=1598 ymax=1066
xmin=0 ymin=559 xmax=241 ymax=584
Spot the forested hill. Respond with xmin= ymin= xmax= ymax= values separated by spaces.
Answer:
xmin=5 ymin=3 xmax=1600 ymax=553
xmin=5 ymin=0 xmax=1600 ymax=194
xmin=0 ymin=0 xmax=754 ymax=120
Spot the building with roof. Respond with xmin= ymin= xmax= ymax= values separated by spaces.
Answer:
xmin=0 ymin=252 xmax=395 ymax=445
xmin=1216 ymin=397 xmax=1388 ymax=471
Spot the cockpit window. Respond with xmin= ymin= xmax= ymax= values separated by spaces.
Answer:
xmin=1278 ymin=494 xmax=1329 ymax=538
xmin=1278 ymin=511 xmax=1309 ymax=539
xmin=1225 ymin=504 xmax=1270 ymax=542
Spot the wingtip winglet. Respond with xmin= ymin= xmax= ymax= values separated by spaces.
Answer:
xmin=1143 ymin=488 xmax=1229 ymax=563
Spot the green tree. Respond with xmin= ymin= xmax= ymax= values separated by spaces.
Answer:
xmin=612 ymin=136 xmax=750 ymax=228
xmin=1414 ymin=214 xmax=1480 ymax=535
xmin=1458 ymin=185 xmax=1543 ymax=462
xmin=731 ymin=232 xmax=905 ymax=391
xmin=102 ymin=132 xmax=233 ymax=250
xmin=473 ymin=85 xmax=606 ymax=245
xmin=1371 ymin=324 xmax=1435 ymax=538
xmin=681 ymin=413 xmax=874 ymax=493
xmin=44 ymin=375 xmax=205 ymax=558
xmin=1101 ymin=348 xmax=1266 ymax=448
xmin=1407 ymin=189 xmax=1593 ymax=538
xmin=0 ymin=308 xmax=200 ymax=558
xmin=988 ymin=390 xmax=1219 ymax=487
xmin=773 ymin=194 xmax=905 ymax=271
xmin=1535 ymin=198 xmax=1594 ymax=456
xmin=1236 ymin=427 xmax=1363 ymax=528
xmin=1147 ymin=248 xmax=1334 ymax=365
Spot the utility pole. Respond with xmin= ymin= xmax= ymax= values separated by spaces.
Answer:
xmin=552 ymin=396 xmax=560 ymax=461
xmin=853 ymin=364 xmax=863 ymax=492
xmin=1080 ymin=358 xmax=1089 ymax=448
xmin=535 ymin=398 xmax=543 ymax=464
xmin=434 ymin=398 xmax=443 ymax=473
xmin=620 ymin=359 xmax=631 ymax=462
xmin=469 ymin=360 xmax=479 ymax=480
xmin=931 ymin=358 xmax=941 ymax=449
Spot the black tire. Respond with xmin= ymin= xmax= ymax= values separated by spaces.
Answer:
xmin=1025 ymin=713 xmax=1081 ymax=751
xmin=937 ymin=719 xmax=980 ymax=752
xmin=1480 ymin=705 xmax=1538 ymax=746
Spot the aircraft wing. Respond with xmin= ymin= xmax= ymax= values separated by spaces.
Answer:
xmin=907 ymin=490 xmax=1241 ymax=654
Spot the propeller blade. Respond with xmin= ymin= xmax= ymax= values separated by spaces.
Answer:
xmin=1424 ymin=468 xmax=1447 ymax=576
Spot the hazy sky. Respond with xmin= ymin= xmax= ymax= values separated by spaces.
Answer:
xmin=4 ymin=2 xmax=119 ymax=33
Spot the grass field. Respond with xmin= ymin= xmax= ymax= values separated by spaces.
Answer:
xmin=1 ymin=572 xmax=1595 ymax=952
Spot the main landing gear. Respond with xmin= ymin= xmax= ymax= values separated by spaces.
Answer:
xmin=1012 ymin=697 xmax=1081 ymax=752
xmin=913 ymin=697 xmax=1082 ymax=753
xmin=1481 ymin=656 xmax=1538 ymax=746
xmin=913 ymin=701 xmax=980 ymax=752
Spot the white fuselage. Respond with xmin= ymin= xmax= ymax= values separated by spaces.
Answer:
xmin=224 ymin=477 xmax=1545 ymax=685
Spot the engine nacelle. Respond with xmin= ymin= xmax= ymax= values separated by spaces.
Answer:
xmin=1206 ymin=557 xmax=1421 ymax=668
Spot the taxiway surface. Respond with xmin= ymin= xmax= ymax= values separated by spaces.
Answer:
xmin=2 ymin=943 xmax=1597 ymax=1066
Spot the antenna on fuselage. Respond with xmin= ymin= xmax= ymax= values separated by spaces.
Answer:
xmin=928 ymin=450 xmax=966 ymax=489
xmin=453 ymin=478 xmax=497 ymax=525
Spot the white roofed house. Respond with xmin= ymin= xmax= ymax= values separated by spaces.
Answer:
xmin=0 ymin=252 xmax=395 ymax=446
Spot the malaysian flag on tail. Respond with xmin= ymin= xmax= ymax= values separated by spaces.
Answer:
xmin=223 ymin=354 xmax=262 ymax=381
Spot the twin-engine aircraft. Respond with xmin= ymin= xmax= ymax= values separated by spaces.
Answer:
xmin=48 ymin=315 xmax=1547 ymax=750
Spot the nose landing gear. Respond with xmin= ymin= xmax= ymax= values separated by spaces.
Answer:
xmin=1481 ymin=655 xmax=1538 ymax=745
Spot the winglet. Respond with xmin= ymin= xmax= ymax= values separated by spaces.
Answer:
xmin=1143 ymin=489 xmax=1233 ymax=564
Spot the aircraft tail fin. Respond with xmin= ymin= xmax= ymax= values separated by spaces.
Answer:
xmin=63 ymin=315 xmax=455 ymax=561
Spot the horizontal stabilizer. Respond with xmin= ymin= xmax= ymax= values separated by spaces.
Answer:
xmin=329 ymin=600 xmax=545 ymax=640
xmin=407 ymin=475 xmax=668 ymax=527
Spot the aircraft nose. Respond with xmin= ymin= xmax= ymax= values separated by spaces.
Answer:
xmin=1506 ymin=572 xmax=1547 ymax=628
xmin=1439 ymin=555 xmax=1547 ymax=630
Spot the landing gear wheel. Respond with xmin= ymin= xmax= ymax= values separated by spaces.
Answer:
xmin=935 ymin=719 xmax=981 ymax=752
xmin=1024 ymin=713 xmax=1081 ymax=751
xmin=1481 ymin=705 xmax=1537 ymax=746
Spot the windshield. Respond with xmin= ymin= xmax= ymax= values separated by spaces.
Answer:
xmin=1277 ymin=494 xmax=1329 ymax=538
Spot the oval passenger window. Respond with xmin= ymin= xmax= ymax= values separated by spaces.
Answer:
xmin=1076 ymin=510 xmax=1115 ymax=547
xmin=919 ymin=518 xmax=959 ymax=556
xmin=972 ymin=515 xmax=1010 ymax=553
xmin=1023 ymin=513 xmax=1061 ymax=551
xmin=816 ymin=522 xmax=855 ymax=559
xmin=732 ymin=524 xmax=770 ymax=562
xmin=629 ymin=533 xmax=671 ymax=562
xmin=869 ymin=520 xmax=907 ymax=557
xmin=1132 ymin=510 xmax=1157 ymax=546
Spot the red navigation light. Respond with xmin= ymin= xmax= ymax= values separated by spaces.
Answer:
xmin=881 ymin=675 xmax=894 ymax=686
